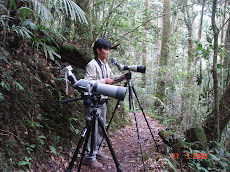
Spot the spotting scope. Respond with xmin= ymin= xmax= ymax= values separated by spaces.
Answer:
xmin=61 ymin=66 xmax=127 ymax=101
xmin=111 ymin=58 xmax=146 ymax=73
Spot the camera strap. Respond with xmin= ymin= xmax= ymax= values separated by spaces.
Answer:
xmin=94 ymin=57 xmax=108 ymax=78
xmin=64 ymin=71 xmax=69 ymax=95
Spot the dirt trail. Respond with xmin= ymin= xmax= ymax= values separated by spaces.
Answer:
xmin=37 ymin=113 xmax=167 ymax=172
xmin=77 ymin=113 xmax=166 ymax=172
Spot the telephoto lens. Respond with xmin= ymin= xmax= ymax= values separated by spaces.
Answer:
xmin=61 ymin=66 xmax=127 ymax=100
xmin=73 ymin=79 xmax=127 ymax=101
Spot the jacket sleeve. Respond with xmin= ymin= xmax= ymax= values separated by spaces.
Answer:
xmin=107 ymin=64 xmax=124 ymax=83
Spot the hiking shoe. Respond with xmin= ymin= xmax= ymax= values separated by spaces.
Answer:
xmin=82 ymin=159 xmax=103 ymax=169
xmin=97 ymin=153 xmax=110 ymax=161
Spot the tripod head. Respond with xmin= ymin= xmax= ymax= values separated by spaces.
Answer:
xmin=60 ymin=92 xmax=104 ymax=109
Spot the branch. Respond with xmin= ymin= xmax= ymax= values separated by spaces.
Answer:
xmin=112 ymin=2 xmax=197 ymax=43
xmin=219 ymin=18 xmax=230 ymax=33
xmin=100 ymin=0 xmax=126 ymax=35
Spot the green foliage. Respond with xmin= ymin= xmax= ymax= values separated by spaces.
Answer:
xmin=53 ymin=0 xmax=88 ymax=24
xmin=160 ymin=128 xmax=230 ymax=171
xmin=0 ymin=53 xmax=85 ymax=170
xmin=164 ymin=158 xmax=178 ymax=172
xmin=49 ymin=146 xmax=57 ymax=156
xmin=184 ymin=145 xmax=230 ymax=172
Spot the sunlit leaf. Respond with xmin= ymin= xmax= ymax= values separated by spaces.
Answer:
xmin=14 ymin=81 xmax=24 ymax=90
xmin=164 ymin=158 xmax=177 ymax=172
xmin=18 ymin=161 xmax=31 ymax=166
xmin=49 ymin=146 xmax=57 ymax=156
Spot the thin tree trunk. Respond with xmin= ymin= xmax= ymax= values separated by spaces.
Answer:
xmin=220 ymin=0 xmax=227 ymax=93
xmin=156 ymin=0 xmax=171 ymax=101
xmin=197 ymin=0 xmax=205 ymax=121
xmin=211 ymin=0 xmax=220 ymax=142
xmin=198 ymin=0 xmax=205 ymax=42
xmin=182 ymin=0 xmax=194 ymax=72
xmin=224 ymin=5 xmax=230 ymax=88
xmin=142 ymin=0 xmax=148 ymax=87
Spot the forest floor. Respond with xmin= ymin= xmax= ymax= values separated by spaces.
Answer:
xmin=37 ymin=113 xmax=169 ymax=172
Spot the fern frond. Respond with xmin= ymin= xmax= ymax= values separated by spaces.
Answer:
xmin=12 ymin=25 xmax=35 ymax=39
xmin=53 ymin=0 xmax=88 ymax=24
xmin=31 ymin=0 xmax=54 ymax=22
xmin=38 ymin=42 xmax=61 ymax=60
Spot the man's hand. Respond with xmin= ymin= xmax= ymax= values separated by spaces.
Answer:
xmin=105 ymin=78 xmax=115 ymax=85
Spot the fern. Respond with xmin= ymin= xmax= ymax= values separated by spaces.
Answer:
xmin=38 ymin=42 xmax=61 ymax=60
xmin=31 ymin=0 xmax=54 ymax=22
xmin=164 ymin=158 xmax=178 ymax=172
xmin=53 ymin=0 xmax=88 ymax=24
xmin=12 ymin=25 xmax=35 ymax=39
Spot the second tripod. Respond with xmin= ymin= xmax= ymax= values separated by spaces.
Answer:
xmin=99 ymin=72 xmax=159 ymax=172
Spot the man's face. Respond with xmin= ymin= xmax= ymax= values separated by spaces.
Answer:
xmin=97 ymin=48 xmax=110 ymax=61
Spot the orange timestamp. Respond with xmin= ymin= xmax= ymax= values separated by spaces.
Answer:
xmin=171 ymin=153 xmax=208 ymax=159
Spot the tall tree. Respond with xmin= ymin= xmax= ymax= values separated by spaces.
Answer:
xmin=75 ymin=0 xmax=93 ymax=46
xmin=224 ymin=3 xmax=230 ymax=88
xmin=211 ymin=0 xmax=220 ymax=142
xmin=156 ymin=0 xmax=171 ymax=100
xmin=182 ymin=0 xmax=196 ymax=72
xmin=219 ymin=0 xmax=227 ymax=93
xmin=196 ymin=0 xmax=206 ymax=118
xmin=197 ymin=0 xmax=206 ymax=42
xmin=142 ymin=0 xmax=148 ymax=87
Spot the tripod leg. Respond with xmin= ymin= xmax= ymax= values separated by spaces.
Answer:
xmin=128 ymin=82 xmax=133 ymax=110
xmin=98 ymin=117 xmax=122 ymax=172
xmin=78 ymin=122 xmax=93 ymax=172
xmin=132 ymin=109 xmax=146 ymax=172
xmin=128 ymin=82 xmax=146 ymax=171
xmin=132 ymin=86 xmax=159 ymax=151
xmin=65 ymin=118 xmax=93 ymax=172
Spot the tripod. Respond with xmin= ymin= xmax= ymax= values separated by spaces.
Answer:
xmin=99 ymin=72 xmax=159 ymax=172
xmin=63 ymin=93 xmax=122 ymax=172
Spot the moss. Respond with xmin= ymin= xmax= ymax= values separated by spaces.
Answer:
xmin=158 ymin=130 xmax=184 ymax=153
xmin=61 ymin=44 xmax=92 ymax=61
xmin=158 ymin=130 xmax=170 ymax=138
xmin=186 ymin=127 xmax=208 ymax=150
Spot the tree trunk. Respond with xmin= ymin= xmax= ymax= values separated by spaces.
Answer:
xmin=220 ymin=0 xmax=227 ymax=93
xmin=156 ymin=0 xmax=171 ymax=100
xmin=196 ymin=0 xmax=205 ymax=122
xmin=211 ymin=0 xmax=220 ymax=142
xmin=182 ymin=0 xmax=194 ymax=72
xmin=197 ymin=0 xmax=205 ymax=43
xmin=142 ymin=0 xmax=148 ymax=87
xmin=224 ymin=12 xmax=230 ymax=88
xmin=202 ymin=84 xmax=230 ymax=142
xmin=75 ymin=0 xmax=93 ymax=46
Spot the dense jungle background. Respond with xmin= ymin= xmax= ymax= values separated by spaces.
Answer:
xmin=0 ymin=0 xmax=230 ymax=171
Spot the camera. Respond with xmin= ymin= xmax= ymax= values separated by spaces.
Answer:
xmin=61 ymin=66 xmax=127 ymax=101
xmin=111 ymin=58 xmax=146 ymax=73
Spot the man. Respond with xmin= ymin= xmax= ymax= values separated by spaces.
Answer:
xmin=83 ymin=38 xmax=126 ymax=168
